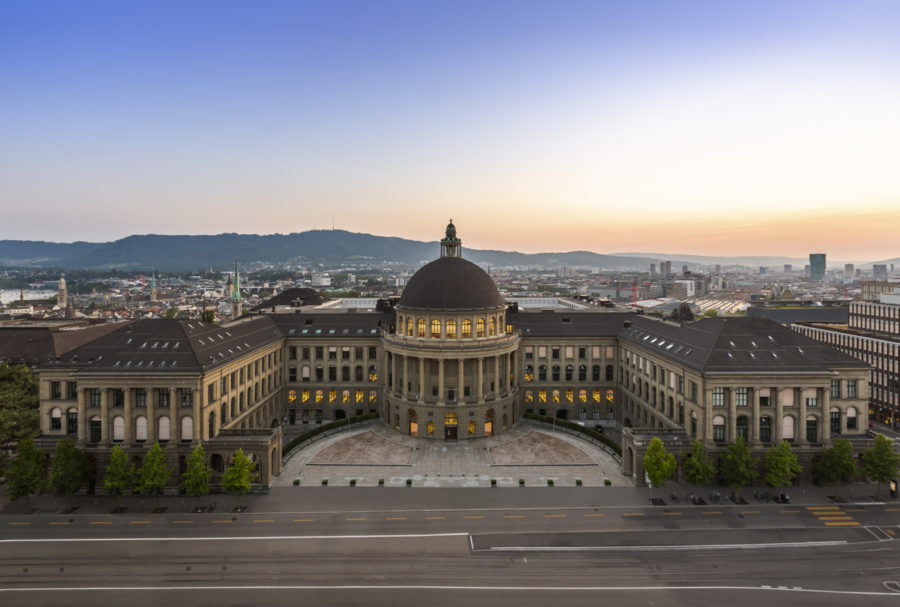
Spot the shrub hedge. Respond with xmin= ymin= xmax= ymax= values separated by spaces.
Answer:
xmin=523 ymin=412 xmax=622 ymax=456
xmin=283 ymin=413 xmax=380 ymax=455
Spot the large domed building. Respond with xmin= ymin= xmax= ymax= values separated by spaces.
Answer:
xmin=382 ymin=221 xmax=519 ymax=439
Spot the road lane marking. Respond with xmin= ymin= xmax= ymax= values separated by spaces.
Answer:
xmin=7 ymin=522 xmax=30 ymax=526
xmin=346 ymin=517 xmax=367 ymax=521
xmin=702 ymin=511 xmax=722 ymax=515
xmin=544 ymin=514 xmax=566 ymax=518
xmin=807 ymin=506 xmax=841 ymax=511
xmin=818 ymin=516 xmax=853 ymax=521
xmin=662 ymin=512 xmax=682 ymax=516
xmin=426 ymin=516 xmax=446 ymax=520
xmin=825 ymin=521 xmax=860 ymax=526
xmin=584 ymin=513 xmax=605 ymax=517
xmin=213 ymin=520 xmax=234 ymax=524
xmin=0 ymin=532 xmax=471 ymax=544
xmin=622 ymin=513 xmax=643 ymax=517
xmin=463 ymin=516 xmax=484 ymax=519
xmin=49 ymin=521 xmax=71 ymax=525
xmin=503 ymin=515 xmax=525 ymax=519
xmin=90 ymin=521 xmax=112 ymax=525
xmin=293 ymin=519 xmax=315 ymax=522
xmin=884 ymin=508 xmax=900 ymax=512
xmin=171 ymin=521 xmax=194 ymax=524
xmin=740 ymin=511 xmax=761 ymax=514
xmin=845 ymin=508 xmax=866 ymax=512
xmin=253 ymin=520 xmax=275 ymax=523
xmin=129 ymin=521 xmax=151 ymax=525
xmin=779 ymin=510 xmax=801 ymax=513
xmin=385 ymin=517 xmax=407 ymax=521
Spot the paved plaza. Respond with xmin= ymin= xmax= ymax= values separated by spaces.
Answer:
xmin=277 ymin=422 xmax=628 ymax=487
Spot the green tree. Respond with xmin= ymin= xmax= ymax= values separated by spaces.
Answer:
xmin=137 ymin=442 xmax=171 ymax=509
xmin=103 ymin=445 xmax=134 ymax=510
xmin=165 ymin=307 xmax=182 ymax=319
xmin=681 ymin=439 xmax=717 ymax=487
xmin=222 ymin=449 xmax=257 ymax=508
xmin=815 ymin=437 xmax=858 ymax=485
xmin=200 ymin=309 xmax=216 ymax=324
xmin=0 ymin=362 xmax=40 ymax=479
xmin=181 ymin=445 xmax=212 ymax=505
xmin=642 ymin=437 xmax=677 ymax=499
xmin=764 ymin=441 xmax=802 ymax=488
xmin=6 ymin=437 xmax=46 ymax=506
xmin=719 ymin=437 xmax=758 ymax=491
xmin=50 ymin=438 xmax=90 ymax=504
xmin=862 ymin=434 xmax=900 ymax=494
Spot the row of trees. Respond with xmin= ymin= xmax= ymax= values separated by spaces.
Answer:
xmin=6 ymin=438 xmax=258 ymax=509
xmin=643 ymin=435 xmax=900 ymax=492
xmin=0 ymin=362 xmax=40 ymax=479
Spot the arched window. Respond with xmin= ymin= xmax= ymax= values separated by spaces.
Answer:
xmin=113 ymin=416 xmax=125 ymax=441
xmin=211 ymin=453 xmax=224 ymax=473
xmin=552 ymin=365 xmax=560 ymax=381
xmin=406 ymin=318 xmax=413 ymax=336
xmin=220 ymin=403 xmax=227 ymax=424
xmin=462 ymin=319 xmax=472 ymax=338
xmin=782 ymin=415 xmax=795 ymax=441
xmin=538 ymin=365 xmax=547 ymax=381
xmin=135 ymin=416 xmax=147 ymax=442
xmin=485 ymin=408 xmax=494 ymax=436
xmin=806 ymin=415 xmax=818 ymax=443
xmin=592 ymin=365 xmax=600 ymax=381
xmin=736 ymin=416 xmax=748 ymax=441
xmin=181 ymin=416 xmax=193 ymax=440
xmin=158 ymin=416 xmax=170 ymax=441
xmin=445 ymin=411 xmax=458 ymax=426
xmin=578 ymin=365 xmax=587 ymax=381
xmin=524 ymin=365 xmax=533 ymax=381
xmin=417 ymin=319 xmax=426 ymax=338
xmin=355 ymin=365 xmax=363 ymax=381
xmin=431 ymin=319 xmax=441 ymax=338
xmin=467 ymin=420 xmax=475 ymax=435
xmin=846 ymin=407 xmax=858 ymax=430
xmin=446 ymin=320 xmax=457 ymax=339
xmin=713 ymin=414 xmax=726 ymax=442
xmin=476 ymin=318 xmax=485 ymax=338
xmin=208 ymin=412 xmax=216 ymax=439
xmin=605 ymin=365 xmax=614 ymax=381
xmin=565 ymin=364 xmax=573 ymax=381
xmin=488 ymin=317 xmax=496 ymax=336
xmin=50 ymin=407 xmax=62 ymax=431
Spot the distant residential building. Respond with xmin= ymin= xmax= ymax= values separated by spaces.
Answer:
xmin=809 ymin=254 xmax=826 ymax=281
xmin=844 ymin=264 xmax=854 ymax=278
xmin=650 ymin=263 xmax=657 ymax=277
xmin=861 ymin=280 xmax=898 ymax=302
xmin=874 ymin=264 xmax=889 ymax=280
xmin=759 ymin=266 xmax=767 ymax=275
xmin=784 ymin=264 xmax=792 ymax=273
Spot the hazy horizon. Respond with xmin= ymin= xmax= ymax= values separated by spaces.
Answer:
xmin=3 ymin=1 xmax=899 ymax=260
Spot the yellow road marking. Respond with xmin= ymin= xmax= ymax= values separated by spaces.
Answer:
xmin=584 ymin=513 xmax=606 ymax=517
xmin=886 ymin=529 xmax=896 ymax=536
xmin=662 ymin=512 xmax=683 ymax=516
xmin=779 ymin=510 xmax=802 ymax=513
xmin=49 ymin=521 xmax=71 ymax=525
xmin=385 ymin=517 xmax=407 ymax=521
xmin=504 ymin=515 xmax=526 ymax=519
xmin=464 ymin=515 xmax=485 ymax=519
xmin=426 ymin=516 xmax=446 ymax=520
xmin=817 ymin=516 xmax=854 ymax=521
xmin=129 ymin=520 xmax=151 ymax=525
xmin=171 ymin=520 xmax=194 ymax=524
xmin=346 ymin=517 xmax=367 ymax=521
xmin=825 ymin=521 xmax=860 ymax=526
xmin=213 ymin=520 xmax=234 ymax=523
xmin=807 ymin=506 xmax=841 ymax=511
xmin=884 ymin=508 xmax=900 ymax=512
xmin=702 ymin=511 xmax=722 ymax=515
xmin=544 ymin=514 xmax=567 ymax=518
xmin=253 ymin=519 xmax=274 ymax=523
xmin=622 ymin=513 xmax=643 ymax=517
xmin=293 ymin=519 xmax=315 ymax=522
xmin=740 ymin=511 xmax=761 ymax=514
xmin=845 ymin=508 xmax=866 ymax=512
xmin=90 ymin=521 xmax=112 ymax=525
xmin=8 ymin=522 xmax=31 ymax=526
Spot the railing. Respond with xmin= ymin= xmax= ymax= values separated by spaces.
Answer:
xmin=382 ymin=332 xmax=519 ymax=352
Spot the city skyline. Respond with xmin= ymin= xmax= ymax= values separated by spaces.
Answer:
xmin=3 ymin=1 xmax=900 ymax=260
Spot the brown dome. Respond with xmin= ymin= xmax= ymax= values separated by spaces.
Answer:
xmin=398 ymin=256 xmax=503 ymax=310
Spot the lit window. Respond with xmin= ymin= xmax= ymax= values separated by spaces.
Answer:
xmin=446 ymin=320 xmax=457 ymax=339
xmin=407 ymin=318 xmax=413 ymax=336
xmin=476 ymin=318 xmax=485 ymax=338
xmin=566 ymin=389 xmax=573 ymax=403
xmin=539 ymin=390 xmax=547 ymax=403
xmin=315 ymin=390 xmax=323 ymax=403
xmin=418 ymin=319 xmax=426 ymax=338
xmin=301 ymin=390 xmax=310 ymax=403
xmin=462 ymin=319 xmax=472 ymax=338
xmin=525 ymin=391 xmax=534 ymax=403
xmin=552 ymin=390 xmax=560 ymax=403
xmin=579 ymin=389 xmax=587 ymax=403
xmin=288 ymin=389 xmax=297 ymax=403
xmin=593 ymin=390 xmax=601 ymax=402
xmin=431 ymin=319 xmax=441 ymax=338
xmin=369 ymin=390 xmax=377 ymax=403
xmin=489 ymin=317 xmax=496 ymax=336
xmin=329 ymin=390 xmax=337 ymax=403
xmin=606 ymin=389 xmax=614 ymax=403
xmin=342 ymin=390 xmax=350 ymax=403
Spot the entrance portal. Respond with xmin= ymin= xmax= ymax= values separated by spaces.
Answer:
xmin=445 ymin=425 xmax=458 ymax=440
xmin=444 ymin=411 xmax=458 ymax=441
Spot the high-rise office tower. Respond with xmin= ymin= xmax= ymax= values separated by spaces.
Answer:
xmin=809 ymin=254 xmax=826 ymax=281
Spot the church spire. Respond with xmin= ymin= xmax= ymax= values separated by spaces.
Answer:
xmin=440 ymin=219 xmax=461 ymax=258
xmin=231 ymin=257 xmax=242 ymax=318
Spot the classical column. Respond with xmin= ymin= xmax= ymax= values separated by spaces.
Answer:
xmin=418 ymin=357 xmax=425 ymax=401
xmin=797 ymin=387 xmax=808 ymax=446
xmin=438 ymin=359 xmax=445 ymax=403
xmin=77 ymin=388 xmax=87 ymax=443
xmin=192 ymin=388 xmax=201 ymax=443
xmin=493 ymin=356 xmax=499 ymax=397
xmin=822 ymin=386 xmax=832 ymax=437
xmin=477 ymin=357 xmax=484 ymax=400
xmin=727 ymin=388 xmax=737 ymax=442
xmin=100 ymin=388 xmax=109 ymax=443
xmin=123 ymin=387 xmax=132 ymax=444
xmin=169 ymin=388 xmax=178 ymax=442
xmin=774 ymin=387 xmax=784 ymax=443
xmin=751 ymin=388 xmax=760 ymax=444
xmin=391 ymin=352 xmax=398 ymax=394
xmin=146 ymin=387 xmax=156 ymax=443
xmin=457 ymin=359 xmax=464 ymax=403
xmin=704 ymin=388 xmax=714 ymax=441
xmin=507 ymin=352 xmax=513 ymax=391
xmin=403 ymin=355 xmax=409 ymax=397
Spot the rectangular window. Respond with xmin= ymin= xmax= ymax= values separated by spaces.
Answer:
xmin=289 ymin=346 xmax=297 ymax=360
xmin=606 ymin=346 xmax=614 ymax=358
xmin=368 ymin=346 xmax=377 ymax=359
xmin=806 ymin=396 xmax=817 ymax=408
xmin=592 ymin=346 xmax=601 ymax=358
xmin=50 ymin=381 xmax=61 ymax=399
xmin=552 ymin=347 xmax=560 ymax=360
xmin=847 ymin=380 xmax=857 ymax=398
xmin=525 ymin=346 xmax=533 ymax=359
xmin=578 ymin=347 xmax=586 ymax=359
xmin=207 ymin=383 xmax=215 ymax=403
xmin=712 ymin=388 xmax=725 ymax=407
xmin=135 ymin=388 xmax=147 ymax=408
xmin=289 ymin=367 xmax=297 ymax=382
xmin=538 ymin=346 xmax=547 ymax=358
xmin=713 ymin=424 xmax=725 ymax=442
xmin=90 ymin=389 xmax=101 ymax=408
xmin=67 ymin=382 xmax=78 ymax=400
xmin=735 ymin=388 xmax=748 ymax=407
xmin=689 ymin=382 xmax=698 ymax=402
xmin=342 ymin=347 xmax=351 ymax=360
xmin=565 ymin=346 xmax=574 ymax=359
xmin=678 ymin=376 xmax=684 ymax=395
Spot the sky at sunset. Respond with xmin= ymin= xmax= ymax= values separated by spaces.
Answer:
xmin=2 ymin=1 xmax=899 ymax=262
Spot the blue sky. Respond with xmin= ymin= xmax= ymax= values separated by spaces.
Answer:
xmin=2 ymin=1 xmax=899 ymax=260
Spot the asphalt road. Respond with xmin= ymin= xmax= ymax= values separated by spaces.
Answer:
xmin=3 ymin=495 xmax=900 ymax=606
